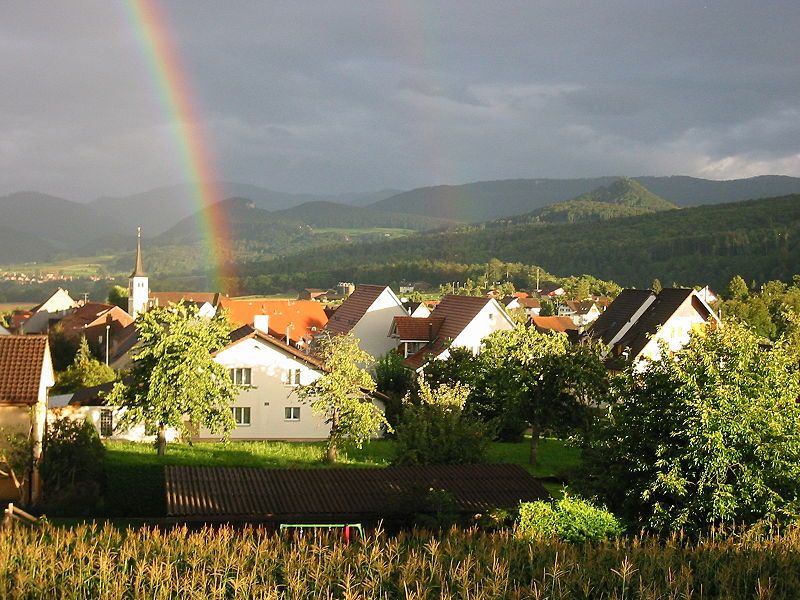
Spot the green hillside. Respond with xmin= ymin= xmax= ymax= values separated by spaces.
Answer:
xmin=242 ymin=194 xmax=800 ymax=291
xmin=521 ymin=178 xmax=677 ymax=224
xmin=368 ymin=175 xmax=800 ymax=222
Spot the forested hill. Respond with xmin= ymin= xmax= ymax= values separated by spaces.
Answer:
xmin=244 ymin=194 xmax=800 ymax=290
xmin=367 ymin=175 xmax=800 ymax=222
xmin=520 ymin=178 xmax=677 ymax=224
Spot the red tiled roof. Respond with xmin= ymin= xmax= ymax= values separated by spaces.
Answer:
xmin=165 ymin=463 xmax=548 ymax=522
xmin=517 ymin=298 xmax=541 ymax=309
xmin=324 ymin=285 xmax=389 ymax=335
xmin=531 ymin=316 xmax=579 ymax=333
xmin=392 ymin=316 xmax=445 ymax=341
xmin=224 ymin=299 xmax=328 ymax=344
xmin=0 ymin=336 xmax=49 ymax=405
xmin=57 ymin=303 xmax=133 ymax=338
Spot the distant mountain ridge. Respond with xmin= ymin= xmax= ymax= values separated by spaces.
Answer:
xmin=520 ymin=178 xmax=677 ymax=224
xmin=247 ymin=192 xmax=800 ymax=291
xmin=90 ymin=183 xmax=404 ymax=236
xmin=368 ymin=175 xmax=800 ymax=222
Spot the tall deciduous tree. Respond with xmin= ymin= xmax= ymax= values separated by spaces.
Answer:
xmin=580 ymin=320 xmax=800 ymax=532
xmin=298 ymin=334 xmax=388 ymax=463
xmin=107 ymin=303 xmax=238 ymax=455
xmin=479 ymin=327 xmax=607 ymax=464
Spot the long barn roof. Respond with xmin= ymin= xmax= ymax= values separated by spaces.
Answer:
xmin=165 ymin=463 xmax=547 ymax=522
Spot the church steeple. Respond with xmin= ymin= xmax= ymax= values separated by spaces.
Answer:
xmin=128 ymin=227 xmax=149 ymax=319
xmin=130 ymin=226 xmax=146 ymax=277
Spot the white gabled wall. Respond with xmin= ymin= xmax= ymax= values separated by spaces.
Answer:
xmin=204 ymin=337 xmax=329 ymax=440
xmin=351 ymin=287 xmax=409 ymax=359
xmin=22 ymin=288 xmax=76 ymax=333
xmin=436 ymin=299 xmax=516 ymax=362
xmin=636 ymin=295 xmax=715 ymax=366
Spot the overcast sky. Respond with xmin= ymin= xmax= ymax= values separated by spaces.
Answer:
xmin=2 ymin=1 xmax=799 ymax=200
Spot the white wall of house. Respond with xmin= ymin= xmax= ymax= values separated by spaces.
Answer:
xmin=202 ymin=337 xmax=329 ymax=440
xmin=50 ymin=405 xmax=181 ymax=443
xmin=436 ymin=299 xmax=516 ymax=363
xmin=351 ymin=288 xmax=409 ymax=359
xmin=571 ymin=304 xmax=601 ymax=326
xmin=22 ymin=289 xmax=75 ymax=333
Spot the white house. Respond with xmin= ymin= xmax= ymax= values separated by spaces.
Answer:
xmin=20 ymin=288 xmax=76 ymax=334
xmin=392 ymin=295 xmax=516 ymax=371
xmin=586 ymin=287 xmax=719 ymax=369
xmin=558 ymin=300 xmax=602 ymax=326
xmin=199 ymin=325 xmax=333 ymax=440
xmin=401 ymin=300 xmax=431 ymax=318
xmin=0 ymin=336 xmax=54 ymax=504
xmin=322 ymin=284 xmax=409 ymax=359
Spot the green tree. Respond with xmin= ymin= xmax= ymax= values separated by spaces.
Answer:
xmin=480 ymin=327 xmax=607 ymax=464
xmin=580 ymin=321 xmax=800 ymax=532
xmin=394 ymin=378 xmax=490 ymax=466
xmin=374 ymin=350 xmax=414 ymax=431
xmin=107 ymin=303 xmax=238 ymax=455
xmin=53 ymin=336 xmax=116 ymax=393
xmin=727 ymin=275 xmax=749 ymax=300
xmin=651 ymin=278 xmax=663 ymax=294
xmin=107 ymin=285 xmax=129 ymax=311
xmin=298 ymin=334 xmax=388 ymax=463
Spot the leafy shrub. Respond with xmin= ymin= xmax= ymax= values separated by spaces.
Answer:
xmin=517 ymin=496 xmax=622 ymax=543
xmin=40 ymin=418 xmax=106 ymax=511
xmin=393 ymin=378 xmax=491 ymax=465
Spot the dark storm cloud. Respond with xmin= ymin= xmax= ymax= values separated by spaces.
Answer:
xmin=1 ymin=1 xmax=799 ymax=199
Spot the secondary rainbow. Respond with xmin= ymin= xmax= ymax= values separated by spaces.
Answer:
xmin=125 ymin=0 xmax=234 ymax=289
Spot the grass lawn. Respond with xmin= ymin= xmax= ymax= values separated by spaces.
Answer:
xmin=102 ymin=437 xmax=580 ymax=517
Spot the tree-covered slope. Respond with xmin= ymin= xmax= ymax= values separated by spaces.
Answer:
xmin=368 ymin=175 xmax=800 ymax=222
xmin=521 ymin=178 xmax=677 ymax=223
xmin=246 ymin=194 xmax=800 ymax=290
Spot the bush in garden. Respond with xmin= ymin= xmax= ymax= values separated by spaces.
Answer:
xmin=393 ymin=378 xmax=491 ymax=466
xmin=40 ymin=417 xmax=106 ymax=511
xmin=517 ymin=496 xmax=623 ymax=543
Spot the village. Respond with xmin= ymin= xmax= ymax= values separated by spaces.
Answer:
xmin=0 ymin=229 xmax=725 ymax=520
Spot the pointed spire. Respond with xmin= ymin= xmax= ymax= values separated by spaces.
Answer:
xmin=130 ymin=226 xmax=146 ymax=277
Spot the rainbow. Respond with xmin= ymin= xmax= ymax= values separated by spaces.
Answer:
xmin=124 ymin=0 xmax=234 ymax=290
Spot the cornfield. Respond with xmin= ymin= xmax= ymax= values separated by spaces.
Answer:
xmin=1 ymin=523 xmax=799 ymax=599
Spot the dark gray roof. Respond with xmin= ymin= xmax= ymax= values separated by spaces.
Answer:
xmin=586 ymin=289 xmax=654 ymax=345
xmin=166 ymin=463 xmax=548 ymax=523
xmin=617 ymin=288 xmax=709 ymax=358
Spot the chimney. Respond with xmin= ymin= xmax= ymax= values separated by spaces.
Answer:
xmin=428 ymin=320 xmax=434 ymax=344
xmin=253 ymin=314 xmax=269 ymax=335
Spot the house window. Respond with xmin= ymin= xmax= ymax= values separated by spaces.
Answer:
xmin=232 ymin=406 xmax=251 ymax=426
xmin=229 ymin=367 xmax=252 ymax=386
xmin=100 ymin=409 xmax=113 ymax=437
xmin=285 ymin=407 xmax=300 ymax=421
xmin=286 ymin=368 xmax=301 ymax=386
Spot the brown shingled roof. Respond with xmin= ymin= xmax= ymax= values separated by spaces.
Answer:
xmin=392 ymin=316 xmax=445 ymax=341
xmin=165 ymin=463 xmax=548 ymax=523
xmin=0 ymin=336 xmax=49 ymax=405
xmin=323 ymin=285 xmax=389 ymax=335
xmin=403 ymin=295 xmax=496 ymax=369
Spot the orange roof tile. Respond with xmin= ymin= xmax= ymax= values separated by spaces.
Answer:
xmin=530 ymin=316 xmax=579 ymax=333
xmin=0 ymin=336 xmax=49 ymax=405
xmin=224 ymin=299 xmax=328 ymax=343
